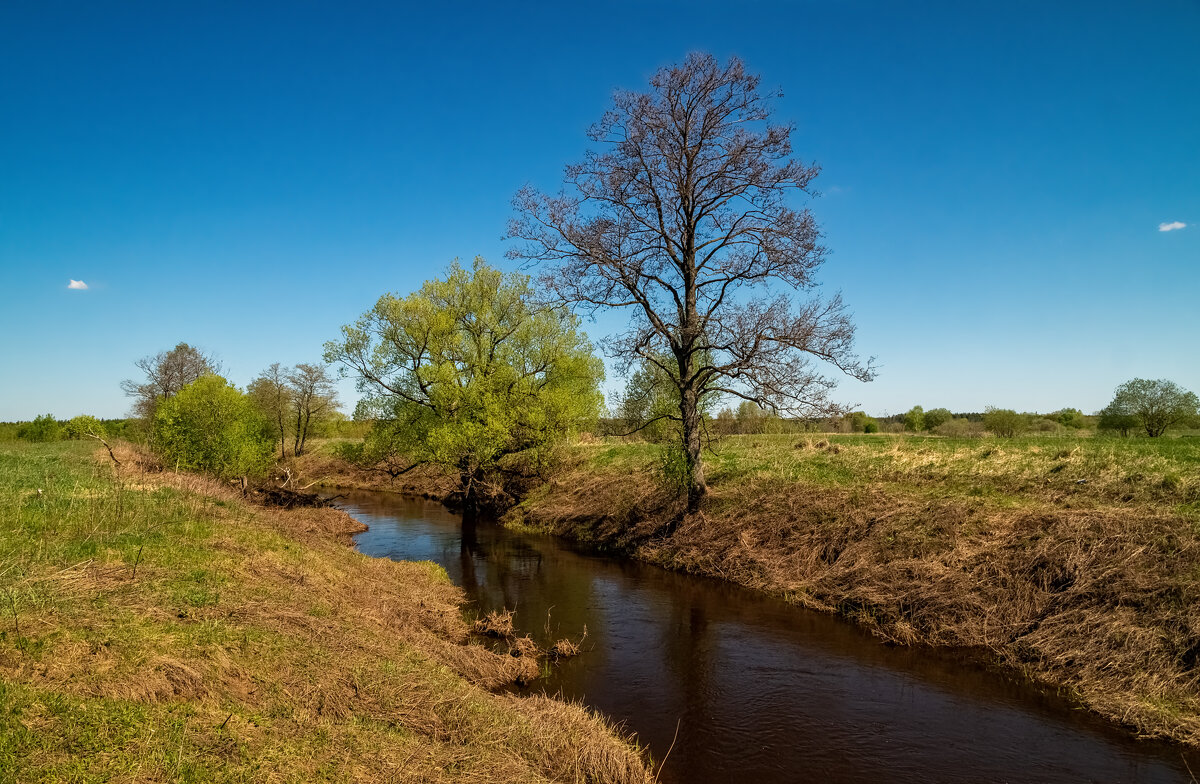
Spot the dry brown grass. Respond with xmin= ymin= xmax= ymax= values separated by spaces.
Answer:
xmin=511 ymin=439 xmax=1200 ymax=747
xmin=0 ymin=442 xmax=651 ymax=783
xmin=474 ymin=608 xmax=517 ymax=638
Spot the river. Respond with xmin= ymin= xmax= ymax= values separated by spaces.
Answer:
xmin=334 ymin=489 xmax=1200 ymax=784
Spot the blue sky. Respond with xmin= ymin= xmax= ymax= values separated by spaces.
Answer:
xmin=1 ymin=0 xmax=1197 ymax=420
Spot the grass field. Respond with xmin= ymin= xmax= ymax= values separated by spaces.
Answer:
xmin=582 ymin=432 xmax=1200 ymax=517
xmin=0 ymin=442 xmax=650 ymax=783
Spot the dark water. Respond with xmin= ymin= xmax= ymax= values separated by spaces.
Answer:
xmin=336 ymin=490 xmax=1200 ymax=784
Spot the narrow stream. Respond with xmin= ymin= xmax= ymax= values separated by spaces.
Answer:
xmin=335 ymin=490 xmax=1200 ymax=784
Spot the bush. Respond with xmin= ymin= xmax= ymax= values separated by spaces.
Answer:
xmin=1026 ymin=416 xmax=1064 ymax=433
xmin=1054 ymin=408 xmax=1086 ymax=429
xmin=63 ymin=415 xmax=106 ymax=440
xmin=934 ymin=418 xmax=985 ymax=438
xmin=843 ymin=411 xmax=879 ymax=434
xmin=330 ymin=440 xmax=365 ymax=463
xmin=982 ymin=407 xmax=1025 ymax=438
xmin=153 ymin=376 xmax=275 ymax=480
xmin=658 ymin=443 xmax=693 ymax=495
xmin=923 ymin=407 xmax=952 ymax=431
xmin=17 ymin=415 xmax=61 ymax=442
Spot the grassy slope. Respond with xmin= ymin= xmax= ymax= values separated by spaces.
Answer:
xmin=0 ymin=442 xmax=651 ymax=783
xmin=512 ymin=433 xmax=1200 ymax=746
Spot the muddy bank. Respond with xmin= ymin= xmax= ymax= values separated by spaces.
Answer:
xmin=507 ymin=466 xmax=1200 ymax=748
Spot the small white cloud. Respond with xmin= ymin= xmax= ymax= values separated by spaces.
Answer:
xmin=67 ymin=279 xmax=88 ymax=290
xmin=1158 ymin=221 xmax=1187 ymax=232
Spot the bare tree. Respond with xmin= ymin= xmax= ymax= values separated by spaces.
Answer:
xmin=248 ymin=363 xmax=293 ymax=459
xmin=121 ymin=342 xmax=221 ymax=420
xmin=508 ymin=53 xmax=874 ymax=511
xmin=288 ymin=363 xmax=339 ymax=457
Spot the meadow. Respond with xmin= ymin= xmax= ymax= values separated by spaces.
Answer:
xmin=0 ymin=441 xmax=650 ymax=783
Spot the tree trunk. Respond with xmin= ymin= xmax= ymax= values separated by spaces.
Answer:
xmin=680 ymin=385 xmax=707 ymax=513
xmin=293 ymin=407 xmax=303 ymax=457
xmin=298 ymin=409 xmax=310 ymax=456
xmin=458 ymin=460 xmax=486 ymax=515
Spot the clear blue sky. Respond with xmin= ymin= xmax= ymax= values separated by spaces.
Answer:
xmin=2 ymin=0 xmax=1197 ymax=421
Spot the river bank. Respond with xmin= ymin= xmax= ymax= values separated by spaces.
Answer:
xmin=512 ymin=434 xmax=1200 ymax=748
xmin=303 ymin=433 xmax=1200 ymax=749
xmin=0 ymin=442 xmax=651 ymax=782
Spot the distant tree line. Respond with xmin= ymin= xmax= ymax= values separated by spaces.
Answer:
xmin=598 ymin=376 xmax=1198 ymax=443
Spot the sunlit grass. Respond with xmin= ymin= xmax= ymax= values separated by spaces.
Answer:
xmin=573 ymin=433 xmax=1200 ymax=517
xmin=0 ymin=442 xmax=652 ymax=783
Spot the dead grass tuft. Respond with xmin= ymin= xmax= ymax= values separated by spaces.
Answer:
xmin=473 ymin=608 xmax=516 ymax=638
xmin=550 ymin=637 xmax=582 ymax=660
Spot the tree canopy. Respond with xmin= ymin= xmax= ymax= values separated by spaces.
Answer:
xmin=982 ymin=407 xmax=1024 ymax=438
xmin=152 ymin=375 xmax=275 ymax=481
xmin=249 ymin=362 xmax=340 ymax=459
xmin=508 ymin=53 xmax=873 ymax=510
xmin=324 ymin=258 xmax=604 ymax=511
xmin=903 ymin=406 xmax=925 ymax=432
xmin=122 ymin=342 xmax=221 ymax=420
xmin=1103 ymin=378 xmax=1199 ymax=437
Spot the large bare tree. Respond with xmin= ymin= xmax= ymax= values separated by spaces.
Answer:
xmin=508 ymin=53 xmax=874 ymax=511
xmin=121 ymin=342 xmax=222 ymax=420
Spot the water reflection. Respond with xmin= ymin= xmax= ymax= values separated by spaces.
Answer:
xmin=337 ymin=490 xmax=1199 ymax=784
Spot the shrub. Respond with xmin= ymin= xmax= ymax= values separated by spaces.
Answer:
xmin=863 ymin=421 xmax=879 ymax=434
xmin=658 ymin=444 xmax=693 ymax=495
xmin=1054 ymin=408 xmax=1086 ymax=429
xmin=1026 ymin=416 xmax=1064 ymax=433
xmin=63 ymin=415 xmax=106 ymax=440
xmin=17 ymin=415 xmax=61 ymax=442
xmin=934 ymin=418 xmax=985 ymax=438
xmin=330 ymin=440 xmax=366 ymax=463
xmin=153 ymin=376 xmax=275 ymax=481
xmin=923 ymin=407 xmax=952 ymax=431
xmin=982 ymin=407 xmax=1025 ymax=438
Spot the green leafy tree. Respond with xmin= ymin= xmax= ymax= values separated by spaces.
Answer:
xmin=63 ymin=415 xmax=106 ymax=440
xmin=1102 ymin=378 xmax=1199 ymax=437
xmin=324 ymin=258 xmax=604 ymax=511
xmin=843 ymin=411 xmax=878 ymax=434
xmin=153 ymin=376 xmax=275 ymax=481
xmin=903 ymin=405 xmax=926 ymax=432
xmin=17 ymin=415 xmax=61 ymax=442
xmin=1097 ymin=403 xmax=1139 ymax=437
xmin=923 ymin=407 xmax=952 ymax=431
xmin=982 ymin=407 xmax=1025 ymax=438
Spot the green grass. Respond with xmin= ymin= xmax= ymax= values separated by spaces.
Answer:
xmin=574 ymin=433 xmax=1200 ymax=517
xmin=0 ymin=442 xmax=651 ymax=783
